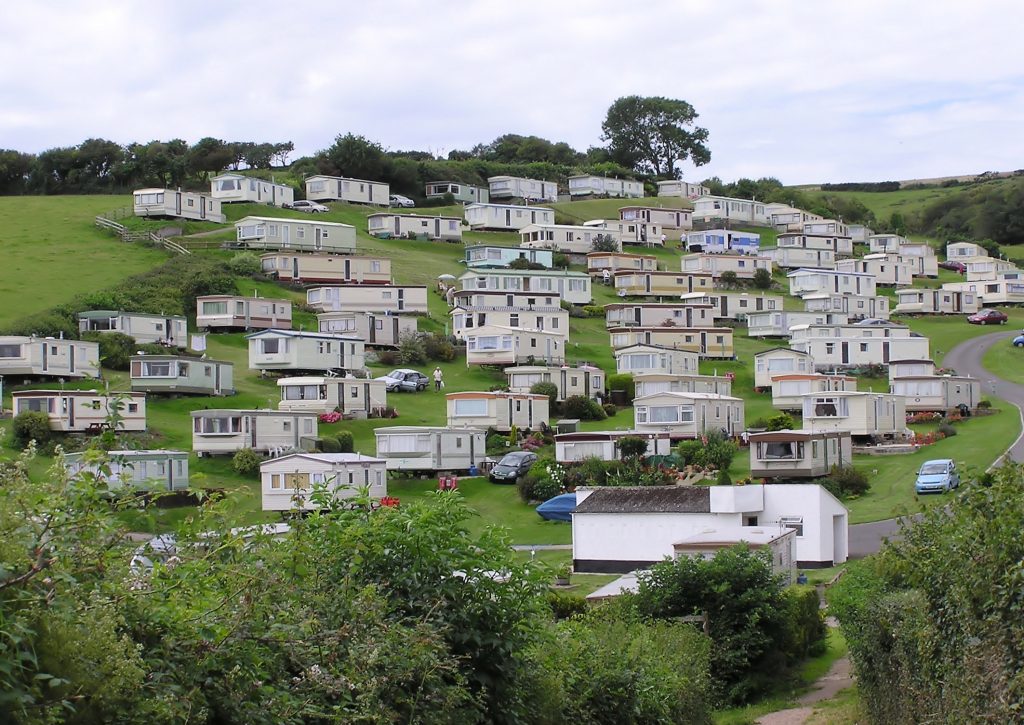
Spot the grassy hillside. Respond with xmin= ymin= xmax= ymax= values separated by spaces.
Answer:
xmin=0 ymin=195 xmax=169 ymax=319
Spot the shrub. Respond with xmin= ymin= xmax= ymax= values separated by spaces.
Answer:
xmin=765 ymin=413 xmax=794 ymax=431
xmin=375 ymin=349 xmax=398 ymax=365
xmin=231 ymin=447 xmax=262 ymax=476
xmin=518 ymin=457 xmax=564 ymax=502
xmin=336 ymin=430 xmax=354 ymax=453
xmin=719 ymin=270 xmax=739 ymax=289
xmin=716 ymin=468 xmax=732 ymax=486
xmin=823 ymin=465 xmax=871 ymax=497
xmin=11 ymin=411 xmax=53 ymax=448
xmin=530 ymin=381 xmax=559 ymax=407
xmin=561 ymin=395 xmax=606 ymax=421
xmin=977 ymin=399 xmax=992 ymax=409
xmin=422 ymin=332 xmax=456 ymax=362
xmin=546 ymin=591 xmax=588 ymax=620
xmin=752 ymin=267 xmax=773 ymax=289
xmin=606 ymin=373 xmax=634 ymax=400
xmin=677 ymin=431 xmax=738 ymax=472
xmin=590 ymin=234 xmax=618 ymax=253
xmin=617 ymin=436 xmax=649 ymax=460
xmin=560 ymin=300 xmax=586 ymax=318
xmin=507 ymin=257 xmax=546 ymax=270
xmin=937 ymin=420 xmax=957 ymax=438
xmin=576 ymin=456 xmax=610 ymax=486
xmin=318 ymin=436 xmax=342 ymax=453
xmin=581 ymin=305 xmax=605 ymax=318
xmin=602 ymin=403 xmax=617 ymax=417
xmin=552 ymin=253 xmax=570 ymax=268
xmin=83 ymin=331 xmax=138 ymax=371
xmin=782 ymin=587 xmax=827 ymax=659
xmin=227 ymin=251 xmax=262 ymax=277
xmin=396 ymin=332 xmax=427 ymax=365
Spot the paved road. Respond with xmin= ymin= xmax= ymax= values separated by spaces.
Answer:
xmin=848 ymin=329 xmax=1024 ymax=558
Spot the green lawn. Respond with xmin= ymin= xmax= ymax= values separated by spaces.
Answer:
xmin=981 ymin=333 xmax=1024 ymax=386
xmin=897 ymin=310 xmax=1024 ymax=367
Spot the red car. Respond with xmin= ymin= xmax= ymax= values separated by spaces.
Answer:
xmin=939 ymin=260 xmax=967 ymax=273
xmin=967 ymin=309 xmax=1008 ymax=325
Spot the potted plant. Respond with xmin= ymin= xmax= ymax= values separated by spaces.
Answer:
xmin=554 ymin=564 xmax=572 ymax=587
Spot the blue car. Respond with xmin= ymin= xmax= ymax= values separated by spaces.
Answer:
xmin=536 ymin=492 xmax=576 ymax=522
xmin=1013 ymin=334 xmax=1024 ymax=348
xmin=915 ymin=459 xmax=960 ymax=494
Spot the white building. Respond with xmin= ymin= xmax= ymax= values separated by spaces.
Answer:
xmin=196 ymin=295 xmax=292 ymax=331
xmin=191 ymin=409 xmax=318 ymax=456
xmin=604 ymin=302 xmax=716 ymax=330
xmin=457 ymin=269 xmax=591 ymax=305
xmin=800 ymin=391 xmax=906 ymax=438
xmin=747 ymin=311 xmax=850 ymax=338
xmin=632 ymin=391 xmax=745 ymax=438
xmin=571 ymin=484 xmax=848 ymax=572
xmin=367 ymin=213 xmax=463 ymax=242
xmin=620 ymin=206 xmax=693 ymax=231
xmin=235 ymin=216 xmax=357 ymax=254
xmin=692 ymin=196 xmax=768 ymax=225
xmin=680 ymin=253 xmax=772 ymax=280
xmin=748 ymin=430 xmax=853 ymax=480
xmin=893 ymin=288 xmax=980 ymax=315
xmin=446 ymin=391 xmax=549 ymax=432
xmin=487 ymin=175 xmax=558 ymax=202
xmin=0 ymin=336 xmax=100 ymax=379
xmin=608 ymin=326 xmax=735 ymax=359
xmin=425 ymin=180 xmax=489 ymax=204
xmin=261 ymin=253 xmax=391 ymax=285
xmin=656 ymin=180 xmax=709 ymax=198
xmin=64 ymin=449 xmax=190 ymax=491
xmin=682 ymin=292 xmax=784 ymax=322
xmin=614 ymin=343 xmax=699 ymax=376
xmin=788 ymin=268 xmax=877 ymax=298
xmin=762 ymin=246 xmax=836 ymax=270
xmin=12 ymin=390 xmax=146 ymax=433
xmin=504 ymin=364 xmax=604 ymax=401
xmin=211 ymin=173 xmax=294 ymax=206
xmin=770 ymin=373 xmax=858 ymax=411
xmin=465 ymin=245 xmax=554 ymax=269
xmin=463 ymin=325 xmax=566 ymax=366
xmin=632 ymin=373 xmax=733 ymax=397
xmin=374 ymin=426 xmax=486 ymax=472
xmin=946 ymin=241 xmax=988 ymax=260
xmin=683 ymin=229 xmax=761 ymax=255
xmin=451 ymin=303 xmax=568 ymax=341
xmin=260 ymin=453 xmax=387 ymax=512
xmin=555 ymin=431 xmax=672 ymax=463
xmin=77 ymin=310 xmax=187 ymax=346
xmin=890 ymin=375 xmax=981 ymax=413
xmin=753 ymin=348 xmax=814 ymax=390
xmin=836 ymin=254 xmax=914 ymax=287
xmin=247 ymin=330 xmax=365 ymax=373
xmin=464 ymin=203 xmax=555 ymax=231
xmin=568 ymin=175 xmax=643 ymax=198
xmin=587 ymin=251 xmax=659 ymax=276
xmin=132 ymin=188 xmax=225 ymax=223
xmin=277 ymin=376 xmax=387 ymax=417
xmin=519 ymin=223 xmax=622 ymax=255
xmin=305 ymin=175 xmax=389 ymax=205
xmin=801 ymin=292 xmax=891 ymax=321
xmin=316 ymin=311 xmax=417 ymax=348
xmin=306 ymin=285 xmax=429 ymax=314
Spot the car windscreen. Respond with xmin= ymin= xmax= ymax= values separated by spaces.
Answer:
xmin=919 ymin=463 xmax=948 ymax=475
xmin=499 ymin=453 xmax=528 ymax=465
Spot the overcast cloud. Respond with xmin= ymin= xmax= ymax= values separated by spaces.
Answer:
xmin=1 ymin=0 xmax=1021 ymax=184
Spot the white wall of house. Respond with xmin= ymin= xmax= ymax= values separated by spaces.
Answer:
xmin=620 ymin=206 xmax=693 ymax=230
xmin=633 ymin=373 xmax=733 ymax=397
xmin=261 ymin=453 xmax=387 ymax=511
xmin=465 ymin=245 xmax=554 ymax=269
xmin=604 ymin=303 xmax=715 ymax=329
xmin=946 ymin=241 xmax=987 ymax=259
xmin=488 ymin=175 xmax=558 ymax=202
xmin=236 ymin=216 xmax=357 ymax=254
xmin=78 ymin=311 xmax=187 ymax=346
xmin=451 ymin=306 xmax=568 ymax=339
xmin=0 ymin=336 xmax=100 ymax=378
xmin=306 ymin=285 xmax=429 ymax=314
xmin=800 ymin=392 xmax=906 ymax=437
xmin=632 ymin=391 xmax=745 ymax=437
xmin=520 ymin=223 xmax=623 ymax=254
xmin=608 ymin=326 xmax=735 ymax=358
xmin=614 ymin=345 xmax=699 ymax=375
xmin=247 ymin=330 xmax=365 ymax=373
xmin=211 ymin=174 xmax=294 ymax=205
xmin=316 ymin=311 xmax=416 ymax=347
xmin=191 ymin=410 xmax=318 ymax=455
xmin=790 ymin=334 xmax=930 ymax=370
xmin=801 ymin=293 xmax=891 ymax=320
xmin=656 ymin=180 xmax=709 ymax=198
xmin=367 ymin=213 xmax=463 ymax=241
xmin=891 ymin=376 xmax=981 ymax=412
xmin=464 ymin=203 xmax=555 ymax=230
xmin=64 ymin=450 xmax=190 ymax=491
xmin=305 ymin=175 xmax=389 ymax=204
xmin=277 ymin=376 xmax=387 ymax=416
xmin=770 ymin=374 xmax=857 ymax=411
xmin=457 ymin=269 xmax=591 ymax=304
xmin=683 ymin=229 xmax=761 ymax=255
xmin=133 ymin=188 xmax=225 ymax=222
xmin=446 ymin=392 xmax=550 ymax=432
xmin=692 ymin=196 xmax=768 ymax=224
xmin=893 ymin=288 xmax=980 ymax=315
xmin=261 ymin=254 xmax=390 ymax=285
xmin=425 ymin=181 xmax=489 ymax=204
xmin=463 ymin=325 xmax=566 ymax=366
xmin=196 ymin=296 xmax=293 ymax=330
xmin=568 ymin=175 xmax=643 ymax=198
xmin=13 ymin=391 xmax=146 ymax=432
xmin=747 ymin=311 xmax=850 ymax=338
xmin=613 ymin=271 xmax=714 ymax=297
xmin=788 ymin=269 xmax=877 ymax=298
xmin=681 ymin=253 xmax=772 ymax=279
xmin=836 ymin=254 xmax=914 ymax=286
xmin=762 ymin=246 xmax=835 ymax=269
xmin=374 ymin=426 xmax=487 ymax=471
xmin=748 ymin=431 xmax=853 ymax=479
xmin=754 ymin=348 xmax=814 ymax=389
xmin=504 ymin=364 xmax=604 ymax=400
xmin=555 ymin=431 xmax=672 ymax=463
xmin=130 ymin=355 xmax=234 ymax=396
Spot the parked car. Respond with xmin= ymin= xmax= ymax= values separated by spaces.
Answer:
xmin=938 ymin=260 xmax=967 ymax=273
xmin=284 ymin=200 xmax=330 ymax=213
xmin=536 ymin=492 xmax=577 ymax=522
xmin=1013 ymin=333 xmax=1024 ymax=347
xmin=488 ymin=451 xmax=538 ymax=484
xmin=389 ymin=194 xmax=415 ymax=208
xmin=915 ymin=459 xmax=960 ymax=494
xmin=853 ymin=317 xmax=893 ymax=326
xmin=967 ymin=309 xmax=1008 ymax=325
xmin=375 ymin=369 xmax=429 ymax=392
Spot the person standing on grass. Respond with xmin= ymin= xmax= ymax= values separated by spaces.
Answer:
xmin=433 ymin=367 xmax=444 ymax=391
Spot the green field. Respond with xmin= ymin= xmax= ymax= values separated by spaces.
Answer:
xmin=1 ymin=191 xmax=1020 ymax=539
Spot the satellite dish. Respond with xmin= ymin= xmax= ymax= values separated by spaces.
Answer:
xmin=617 ymin=290 xmax=627 ymax=297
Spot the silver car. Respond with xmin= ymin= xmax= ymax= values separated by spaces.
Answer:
xmin=285 ymin=200 xmax=330 ymax=213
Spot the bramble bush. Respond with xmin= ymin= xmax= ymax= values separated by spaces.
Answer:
xmin=231 ymin=447 xmax=262 ymax=476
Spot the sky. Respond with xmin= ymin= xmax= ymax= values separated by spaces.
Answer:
xmin=1 ymin=0 xmax=1022 ymax=185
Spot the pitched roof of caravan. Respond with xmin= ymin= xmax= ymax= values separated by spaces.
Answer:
xmin=236 ymin=216 xmax=355 ymax=228
xmin=78 ymin=310 xmax=186 ymax=320
xmin=191 ymin=408 xmax=316 ymax=417
xmin=131 ymin=354 xmax=230 ymax=365
xmin=13 ymin=389 xmax=140 ymax=398
xmin=465 ymin=202 xmax=554 ymax=212
xmin=574 ymin=486 xmax=711 ymax=514
xmin=307 ymin=174 xmax=386 ymax=185
xmin=261 ymin=452 xmax=384 ymax=465
xmin=748 ymin=429 xmax=849 ymax=442
xmin=307 ymin=283 xmax=426 ymax=290
xmin=674 ymin=527 xmax=795 ymax=548
xmin=458 ymin=269 xmax=588 ymax=278
xmin=633 ymin=391 xmax=742 ymax=402
xmin=245 ymin=329 xmax=361 ymax=341
xmin=445 ymin=391 xmax=548 ymax=401
xmin=614 ymin=343 xmax=699 ymax=354
xmin=277 ymin=376 xmax=384 ymax=386
xmin=366 ymin=212 xmax=461 ymax=221
xmin=374 ymin=425 xmax=486 ymax=434
xmin=754 ymin=347 xmax=812 ymax=357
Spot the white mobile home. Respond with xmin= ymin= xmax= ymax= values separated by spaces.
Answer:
xmin=620 ymin=206 xmax=693 ymax=231
xmin=800 ymin=391 xmax=906 ymax=438
xmin=77 ymin=310 xmax=187 ymax=346
xmin=656 ymin=180 xmax=709 ymax=198
xmin=895 ymin=242 xmax=939 ymax=277
xmin=367 ymin=213 xmax=463 ymax=241
xmin=211 ymin=173 xmax=294 ymax=206
xmin=748 ymin=430 xmax=853 ymax=480
xmin=964 ymin=257 xmax=1016 ymax=282
xmin=613 ymin=270 xmax=713 ymax=297
xmin=680 ymin=253 xmax=772 ymax=280
xmin=130 ymin=355 xmax=234 ymax=396
xmin=451 ymin=304 xmax=567 ymax=340
xmin=893 ymin=288 xmax=980 ymax=315
xmin=235 ymin=216 xmax=357 ymax=254
xmin=305 ymin=175 xmax=388 ymax=205
xmin=458 ymin=269 xmax=591 ymax=305
xmin=374 ymin=426 xmax=486 ymax=472
xmin=776 ymin=231 xmax=853 ymax=257
xmin=465 ymin=245 xmax=554 ymax=269
xmin=754 ymin=348 xmax=814 ymax=389
xmin=614 ymin=343 xmax=699 ymax=376
xmin=682 ymin=292 xmax=784 ymax=321
xmin=770 ymin=373 xmax=858 ymax=411
xmin=848 ymin=224 xmax=875 ymax=244
xmin=572 ymin=484 xmax=849 ymax=572
xmin=867 ymin=233 xmax=910 ymax=253
xmin=788 ymin=268 xmax=877 ymax=298
xmin=692 ymin=196 xmax=768 ymax=225
xmin=946 ymin=241 xmax=988 ymax=260
xmin=277 ymin=376 xmax=387 ymax=417
xmin=317 ymin=311 xmax=417 ymax=348
xmin=683 ymin=229 xmax=761 ymax=255
xmin=504 ymin=364 xmax=604 ymax=400
xmin=604 ymin=302 xmax=715 ymax=329
xmin=890 ymin=375 xmax=981 ymax=412
xmin=261 ymin=453 xmax=387 ymax=512
xmin=943 ymin=276 xmax=1024 ymax=306
xmin=766 ymin=204 xmax=822 ymax=232
xmin=568 ymin=175 xmax=643 ymax=198
xmin=446 ymin=391 xmax=549 ymax=432
xmin=587 ymin=252 xmax=658 ymax=276
xmin=306 ymin=284 xmax=429 ymax=314
xmin=802 ymin=292 xmax=891 ymax=320
xmin=0 ymin=336 xmax=100 ymax=379
xmin=761 ymin=246 xmax=836 ymax=270
xmin=64 ymin=449 xmax=190 ymax=491
xmin=632 ymin=391 xmax=745 ymax=438
xmin=464 ymin=203 xmax=555 ymax=231
xmin=747 ymin=311 xmax=850 ymax=338
xmin=555 ymin=431 xmax=672 ymax=463
xmin=425 ymin=181 xmax=489 ymax=204
xmin=888 ymin=359 xmax=936 ymax=380
xmin=836 ymin=254 xmax=914 ymax=287
xmin=197 ymin=295 xmax=292 ymax=331
xmin=451 ymin=289 xmax=563 ymax=310
xmin=789 ymin=329 xmax=930 ymax=370
xmin=585 ymin=219 xmax=664 ymax=246
xmin=261 ymin=253 xmax=391 ymax=285
xmin=247 ymin=330 xmax=365 ymax=373
xmin=488 ymin=175 xmax=558 ymax=202
xmin=191 ymin=409 xmax=318 ymax=456
xmin=632 ymin=373 xmax=733 ymax=397
xmin=13 ymin=390 xmax=146 ymax=433
xmin=463 ymin=325 xmax=566 ymax=366
xmin=132 ymin=188 xmax=225 ymax=223
xmin=608 ymin=326 xmax=735 ymax=359
xmin=520 ymin=223 xmax=623 ymax=255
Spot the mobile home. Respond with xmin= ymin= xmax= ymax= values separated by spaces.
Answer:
xmin=614 ymin=343 xmax=699 ymax=376
xmin=890 ymin=375 xmax=981 ymax=412
xmin=893 ymin=288 xmax=980 ymax=315
xmin=632 ymin=373 xmax=733 ymax=397
xmin=761 ymin=246 xmax=835 ymax=270
xmin=585 ymin=219 xmax=664 ymax=246
xmin=235 ymin=216 xmax=357 ymax=254
xmin=520 ymin=223 xmax=622 ymax=255
xmin=306 ymin=284 xmax=429 ymax=314
xmin=487 ymin=175 xmax=558 ymax=202
xmin=964 ymin=257 xmax=1016 ymax=282
xmin=196 ymin=295 xmax=292 ymax=331
xmin=683 ymin=292 xmax=784 ymax=321
xmin=464 ymin=203 xmax=555 ymax=231
xmin=555 ymin=430 xmax=672 ymax=463
xmin=766 ymin=204 xmax=822 ymax=232
xmin=836 ymin=254 xmax=914 ymax=287
xmin=788 ymin=268 xmax=877 ymax=298
xmin=656 ymin=180 xmax=709 ymax=198
xmin=451 ymin=304 xmax=567 ymax=341
xmin=613 ymin=270 xmax=713 ymax=297
xmin=130 ymin=355 xmax=234 ymax=396
xmin=620 ymin=206 xmax=693 ymax=231
xmin=64 ymin=449 xmax=190 ymax=491
xmin=374 ymin=426 xmax=486 ymax=472
xmin=504 ymin=364 xmax=605 ymax=401
xmin=680 ymin=253 xmax=772 ymax=280
xmin=776 ymin=231 xmax=853 ymax=257
xmin=132 ymin=188 xmax=225 ymax=223
xmin=946 ymin=241 xmax=987 ymax=260
xmin=465 ymin=245 xmax=553 ymax=269
xmin=261 ymin=453 xmax=387 ymax=512
xmin=683 ymin=229 xmax=761 ymax=255
xmin=632 ymin=391 xmax=745 ymax=438
xmin=211 ymin=173 xmax=294 ymax=206
xmin=463 ymin=325 xmax=566 ymax=366
xmin=77 ymin=310 xmax=187 ymax=346
xmin=754 ymin=348 xmax=814 ymax=389
xmin=247 ymin=329 xmax=365 ymax=373
xmin=770 ymin=373 xmax=858 ymax=411
xmin=0 ymin=336 xmax=100 ymax=379
xmin=799 ymin=391 xmax=906 ymax=438
xmin=260 ymin=253 xmax=391 ymax=285
xmin=748 ymin=430 xmax=853 ymax=479
xmin=425 ymin=181 xmax=489 ymax=204
xmin=457 ymin=269 xmax=591 ymax=305
xmin=692 ymin=196 xmax=768 ymax=225
xmin=801 ymin=292 xmax=890 ymax=320
xmin=277 ymin=376 xmax=387 ymax=417
xmin=367 ymin=213 xmax=463 ymax=241
xmin=446 ymin=391 xmax=550 ymax=432
xmin=305 ymin=175 xmax=389 ymax=205
xmin=317 ymin=311 xmax=417 ymax=347
xmin=888 ymin=359 xmax=937 ymax=380
xmin=604 ymin=302 xmax=715 ymax=329
xmin=747 ymin=311 xmax=850 ymax=338
xmin=191 ymin=409 xmax=318 ymax=456
xmin=12 ymin=390 xmax=146 ymax=432
xmin=608 ymin=326 xmax=735 ymax=359
xmin=587 ymin=252 xmax=658 ymax=276
xmin=568 ymin=175 xmax=643 ymax=198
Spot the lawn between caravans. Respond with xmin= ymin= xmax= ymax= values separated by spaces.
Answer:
xmin=0 ymin=195 xmax=1018 ymax=539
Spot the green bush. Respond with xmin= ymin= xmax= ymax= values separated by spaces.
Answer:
xmin=937 ymin=420 xmax=957 ymax=438
xmin=318 ymin=436 xmax=342 ymax=453
xmin=518 ymin=457 xmax=563 ymax=502
xmin=82 ymin=331 xmax=137 ymax=371
xmin=677 ymin=431 xmax=738 ymax=471
xmin=11 ymin=411 xmax=53 ymax=448
xmin=422 ymin=332 xmax=456 ymax=362
xmin=601 ymin=403 xmax=617 ymax=417
xmin=546 ymin=591 xmax=588 ymax=620
xmin=336 ymin=430 xmax=354 ymax=453
xmin=606 ymin=373 xmax=634 ymax=400
xmin=716 ymin=468 xmax=732 ymax=486
xmin=977 ymin=399 xmax=992 ymax=409
xmin=617 ymin=435 xmax=648 ymax=460
xmin=766 ymin=413 xmax=794 ymax=431
xmin=590 ymin=234 xmax=618 ymax=253
xmin=231 ymin=447 xmax=262 ymax=476
xmin=822 ymin=465 xmax=870 ymax=497
xmin=581 ymin=305 xmax=605 ymax=318
xmin=227 ymin=251 xmax=262 ymax=277
xmin=529 ymin=381 xmax=559 ymax=407
xmin=782 ymin=587 xmax=827 ymax=660
xmin=396 ymin=332 xmax=427 ymax=365
xmin=752 ymin=267 xmax=773 ymax=289
xmin=507 ymin=257 xmax=545 ymax=270
xmin=561 ymin=395 xmax=606 ymax=421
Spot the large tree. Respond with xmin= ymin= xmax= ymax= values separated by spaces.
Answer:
xmin=601 ymin=95 xmax=711 ymax=177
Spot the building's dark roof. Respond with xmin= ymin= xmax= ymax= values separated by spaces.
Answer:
xmin=574 ymin=486 xmax=711 ymax=514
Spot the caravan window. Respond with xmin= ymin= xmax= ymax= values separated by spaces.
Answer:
xmin=202 ymin=301 xmax=228 ymax=315
xmin=758 ymin=441 xmax=803 ymax=460
xmin=194 ymin=416 xmax=242 ymax=434
xmin=0 ymin=344 xmax=22 ymax=357
xmin=453 ymin=399 xmax=488 ymax=417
